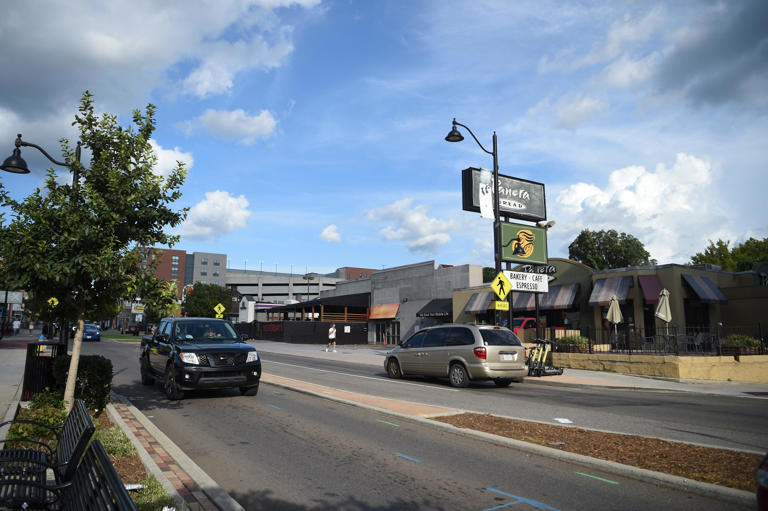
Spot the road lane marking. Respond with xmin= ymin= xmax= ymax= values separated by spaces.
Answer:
xmin=265 ymin=361 xmax=459 ymax=391
xmin=575 ymin=472 xmax=619 ymax=484
xmin=395 ymin=453 xmax=421 ymax=463
xmin=376 ymin=419 xmax=400 ymax=427
xmin=484 ymin=488 xmax=561 ymax=511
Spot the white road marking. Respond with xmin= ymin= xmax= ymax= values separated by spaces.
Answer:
xmin=265 ymin=361 xmax=459 ymax=392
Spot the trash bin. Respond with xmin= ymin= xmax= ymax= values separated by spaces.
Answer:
xmin=21 ymin=341 xmax=67 ymax=400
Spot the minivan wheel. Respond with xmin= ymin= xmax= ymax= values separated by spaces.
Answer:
xmin=494 ymin=378 xmax=513 ymax=387
xmin=386 ymin=358 xmax=402 ymax=379
xmin=448 ymin=363 xmax=470 ymax=388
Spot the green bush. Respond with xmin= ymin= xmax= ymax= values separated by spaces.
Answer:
xmin=7 ymin=407 xmax=67 ymax=445
xmin=29 ymin=388 xmax=64 ymax=410
xmin=95 ymin=426 xmax=136 ymax=458
xmin=133 ymin=476 xmax=176 ymax=511
xmin=557 ymin=335 xmax=590 ymax=346
xmin=52 ymin=355 xmax=113 ymax=410
xmin=722 ymin=334 xmax=761 ymax=348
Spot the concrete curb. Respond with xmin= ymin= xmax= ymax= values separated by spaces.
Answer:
xmin=0 ymin=400 xmax=20 ymax=441
xmin=260 ymin=379 xmax=756 ymax=508
xmin=106 ymin=401 xmax=186 ymax=511
xmin=115 ymin=396 xmax=245 ymax=511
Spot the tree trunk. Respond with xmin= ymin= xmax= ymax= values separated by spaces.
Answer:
xmin=63 ymin=314 xmax=85 ymax=413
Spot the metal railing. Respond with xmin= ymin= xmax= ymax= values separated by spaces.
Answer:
xmin=545 ymin=323 xmax=766 ymax=356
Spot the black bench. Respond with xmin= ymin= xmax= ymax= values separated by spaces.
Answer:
xmin=0 ymin=439 xmax=137 ymax=510
xmin=0 ymin=399 xmax=95 ymax=484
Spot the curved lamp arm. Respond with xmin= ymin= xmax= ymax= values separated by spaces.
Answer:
xmin=16 ymin=134 xmax=81 ymax=168
xmin=451 ymin=120 xmax=494 ymax=156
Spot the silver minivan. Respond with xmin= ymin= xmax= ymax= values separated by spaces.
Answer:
xmin=384 ymin=324 xmax=526 ymax=387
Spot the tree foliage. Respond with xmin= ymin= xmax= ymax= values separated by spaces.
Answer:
xmin=690 ymin=237 xmax=768 ymax=271
xmin=183 ymin=283 xmax=232 ymax=317
xmin=0 ymin=91 xmax=187 ymax=409
xmin=568 ymin=229 xmax=651 ymax=270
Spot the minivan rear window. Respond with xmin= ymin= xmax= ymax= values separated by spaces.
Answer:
xmin=480 ymin=328 xmax=523 ymax=346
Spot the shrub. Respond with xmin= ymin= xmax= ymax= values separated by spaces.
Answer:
xmin=52 ymin=354 xmax=113 ymax=410
xmin=557 ymin=335 xmax=590 ymax=346
xmin=29 ymin=388 xmax=65 ymax=410
xmin=7 ymin=407 xmax=67 ymax=445
xmin=95 ymin=426 xmax=136 ymax=458
xmin=722 ymin=334 xmax=761 ymax=348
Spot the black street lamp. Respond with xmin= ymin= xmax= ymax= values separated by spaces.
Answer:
xmin=1 ymin=134 xmax=82 ymax=189
xmin=445 ymin=118 xmax=502 ymax=324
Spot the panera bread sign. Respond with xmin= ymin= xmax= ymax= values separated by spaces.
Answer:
xmin=461 ymin=167 xmax=546 ymax=222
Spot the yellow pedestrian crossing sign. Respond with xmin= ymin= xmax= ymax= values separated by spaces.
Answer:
xmin=213 ymin=303 xmax=226 ymax=315
xmin=47 ymin=297 xmax=59 ymax=308
xmin=492 ymin=272 xmax=512 ymax=300
xmin=215 ymin=313 xmax=224 ymax=319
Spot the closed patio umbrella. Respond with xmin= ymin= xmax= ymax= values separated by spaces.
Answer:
xmin=654 ymin=288 xmax=672 ymax=335
xmin=606 ymin=294 xmax=623 ymax=342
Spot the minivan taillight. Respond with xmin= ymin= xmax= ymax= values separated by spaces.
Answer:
xmin=473 ymin=346 xmax=487 ymax=359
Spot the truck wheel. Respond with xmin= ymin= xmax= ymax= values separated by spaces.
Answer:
xmin=140 ymin=356 xmax=154 ymax=386
xmin=164 ymin=367 xmax=184 ymax=400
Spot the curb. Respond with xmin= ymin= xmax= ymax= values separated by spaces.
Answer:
xmin=260 ymin=378 xmax=756 ymax=508
xmin=110 ymin=394 xmax=245 ymax=511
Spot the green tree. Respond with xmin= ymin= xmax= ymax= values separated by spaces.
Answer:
xmin=568 ymin=229 xmax=651 ymax=270
xmin=0 ymin=92 xmax=187 ymax=411
xmin=691 ymin=237 xmax=768 ymax=271
xmin=183 ymin=283 xmax=231 ymax=317
xmin=482 ymin=267 xmax=496 ymax=283
xmin=132 ymin=257 xmax=180 ymax=324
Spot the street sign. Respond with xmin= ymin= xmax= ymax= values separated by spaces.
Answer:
xmin=503 ymin=271 xmax=549 ymax=293
xmin=213 ymin=303 xmax=226 ymax=315
xmin=493 ymin=300 xmax=509 ymax=311
xmin=491 ymin=272 xmax=512 ymax=300
xmin=47 ymin=297 xmax=59 ymax=308
xmin=215 ymin=313 xmax=224 ymax=319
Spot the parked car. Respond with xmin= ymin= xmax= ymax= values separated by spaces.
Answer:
xmin=384 ymin=324 xmax=526 ymax=388
xmin=82 ymin=323 xmax=101 ymax=342
xmin=125 ymin=322 xmax=141 ymax=336
xmin=139 ymin=317 xmax=261 ymax=400
xmin=758 ymin=451 xmax=768 ymax=511
xmin=512 ymin=317 xmax=536 ymax=337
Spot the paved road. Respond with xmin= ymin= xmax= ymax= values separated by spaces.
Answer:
xmin=85 ymin=340 xmax=753 ymax=510
xmin=259 ymin=351 xmax=768 ymax=452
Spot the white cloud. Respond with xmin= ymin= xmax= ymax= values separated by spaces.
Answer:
xmin=556 ymin=95 xmax=606 ymax=129
xmin=578 ymin=7 xmax=664 ymax=67
xmin=320 ymin=224 xmax=340 ymax=242
xmin=552 ymin=153 xmax=723 ymax=264
xmin=150 ymin=140 xmax=194 ymax=178
xmin=595 ymin=52 xmax=660 ymax=89
xmin=182 ymin=190 xmax=251 ymax=240
xmin=195 ymin=109 xmax=277 ymax=145
xmin=367 ymin=198 xmax=458 ymax=254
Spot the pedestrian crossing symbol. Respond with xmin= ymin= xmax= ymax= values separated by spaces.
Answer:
xmin=214 ymin=303 xmax=226 ymax=315
xmin=492 ymin=272 xmax=512 ymax=300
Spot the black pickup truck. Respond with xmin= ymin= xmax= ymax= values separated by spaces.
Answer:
xmin=139 ymin=317 xmax=261 ymax=400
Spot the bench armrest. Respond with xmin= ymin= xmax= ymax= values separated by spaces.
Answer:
xmin=0 ymin=437 xmax=55 ymax=457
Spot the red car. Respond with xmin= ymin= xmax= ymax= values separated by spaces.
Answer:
xmin=512 ymin=317 xmax=536 ymax=336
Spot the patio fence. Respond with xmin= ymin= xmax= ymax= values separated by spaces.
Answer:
xmin=541 ymin=323 xmax=767 ymax=356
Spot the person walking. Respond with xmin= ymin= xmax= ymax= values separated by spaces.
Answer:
xmin=12 ymin=319 xmax=20 ymax=336
xmin=28 ymin=320 xmax=35 ymax=335
xmin=326 ymin=323 xmax=337 ymax=352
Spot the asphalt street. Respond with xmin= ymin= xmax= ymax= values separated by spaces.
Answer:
xmin=83 ymin=339 xmax=756 ymax=510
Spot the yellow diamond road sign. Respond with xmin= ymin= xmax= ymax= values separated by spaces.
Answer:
xmin=491 ymin=272 xmax=512 ymax=301
xmin=47 ymin=297 xmax=59 ymax=307
xmin=213 ymin=303 xmax=226 ymax=315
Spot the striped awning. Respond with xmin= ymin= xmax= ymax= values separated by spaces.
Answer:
xmin=464 ymin=292 xmax=493 ymax=313
xmin=369 ymin=303 xmax=399 ymax=319
xmin=588 ymin=276 xmax=632 ymax=306
xmin=638 ymin=275 xmax=663 ymax=304
xmin=512 ymin=284 xmax=580 ymax=311
xmin=682 ymin=274 xmax=727 ymax=304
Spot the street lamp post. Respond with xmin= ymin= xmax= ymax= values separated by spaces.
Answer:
xmin=2 ymin=133 xmax=84 ymax=342
xmin=445 ymin=118 xmax=501 ymax=324
xmin=534 ymin=220 xmax=556 ymax=339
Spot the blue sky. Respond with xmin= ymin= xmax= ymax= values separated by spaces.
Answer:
xmin=1 ymin=1 xmax=766 ymax=275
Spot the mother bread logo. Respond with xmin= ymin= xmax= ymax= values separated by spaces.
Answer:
xmin=504 ymin=229 xmax=535 ymax=258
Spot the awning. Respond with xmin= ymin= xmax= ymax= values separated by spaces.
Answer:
xmin=369 ymin=303 xmax=400 ymax=319
xmin=464 ymin=292 xmax=493 ymax=313
xmin=682 ymin=274 xmax=727 ymax=304
xmin=588 ymin=276 xmax=632 ymax=306
xmin=416 ymin=299 xmax=452 ymax=318
xmin=638 ymin=275 xmax=663 ymax=304
xmin=512 ymin=283 xmax=580 ymax=311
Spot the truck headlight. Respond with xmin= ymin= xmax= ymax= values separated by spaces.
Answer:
xmin=179 ymin=352 xmax=200 ymax=365
xmin=246 ymin=351 xmax=259 ymax=363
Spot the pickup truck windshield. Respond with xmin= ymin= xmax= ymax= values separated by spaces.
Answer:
xmin=173 ymin=321 xmax=238 ymax=342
